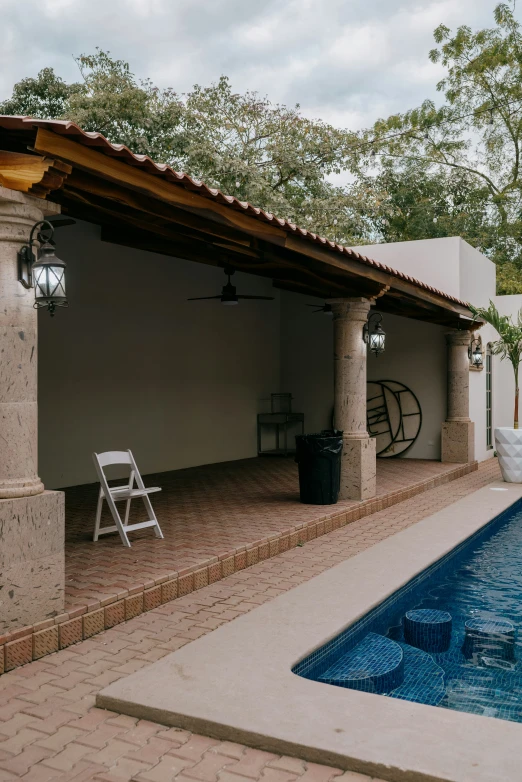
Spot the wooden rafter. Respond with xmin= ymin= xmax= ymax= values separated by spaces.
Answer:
xmin=5 ymin=125 xmax=472 ymax=327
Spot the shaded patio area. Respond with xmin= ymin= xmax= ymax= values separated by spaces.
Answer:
xmin=64 ymin=456 xmax=478 ymax=611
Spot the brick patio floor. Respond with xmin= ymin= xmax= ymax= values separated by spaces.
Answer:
xmin=65 ymin=456 xmax=472 ymax=609
xmin=0 ymin=458 xmax=502 ymax=782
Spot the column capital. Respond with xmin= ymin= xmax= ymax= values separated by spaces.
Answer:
xmin=445 ymin=329 xmax=471 ymax=347
xmin=0 ymin=188 xmax=60 ymax=245
xmin=327 ymin=297 xmax=372 ymax=321
xmin=0 ymin=185 xmax=60 ymax=213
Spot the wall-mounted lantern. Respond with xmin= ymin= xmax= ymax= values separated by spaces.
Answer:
xmin=364 ymin=312 xmax=386 ymax=356
xmin=18 ymin=220 xmax=68 ymax=316
xmin=469 ymin=336 xmax=484 ymax=369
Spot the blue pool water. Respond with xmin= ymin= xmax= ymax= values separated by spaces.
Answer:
xmin=293 ymin=498 xmax=522 ymax=723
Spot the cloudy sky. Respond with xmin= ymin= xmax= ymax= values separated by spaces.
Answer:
xmin=0 ymin=0 xmax=513 ymax=131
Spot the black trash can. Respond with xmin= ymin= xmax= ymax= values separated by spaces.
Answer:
xmin=295 ymin=431 xmax=343 ymax=505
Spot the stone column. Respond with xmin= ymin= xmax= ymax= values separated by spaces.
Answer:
xmin=441 ymin=330 xmax=475 ymax=463
xmin=329 ymin=298 xmax=376 ymax=501
xmin=0 ymin=187 xmax=64 ymax=633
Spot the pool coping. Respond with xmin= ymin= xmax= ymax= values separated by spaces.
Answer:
xmin=97 ymin=481 xmax=522 ymax=782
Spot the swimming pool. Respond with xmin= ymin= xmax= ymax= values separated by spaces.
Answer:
xmin=295 ymin=497 xmax=522 ymax=724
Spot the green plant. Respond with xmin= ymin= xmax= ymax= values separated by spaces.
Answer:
xmin=469 ymin=300 xmax=522 ymax=428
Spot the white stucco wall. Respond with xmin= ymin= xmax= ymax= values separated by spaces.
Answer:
xmin=491 ymin=294 xmax=522 ymax=433
xmin=39 ymin=224 xmax=522 ymax=486
xmin=352 ymin=237 xmax=499 ymax=463
xmin=459 ymin=240 xmax=496 ymax=308
xmin=351 ymin=237 xmax=462 ymax=300
xmin=367 ymin=314 xmax=447 ymax=460
xmin=38 ymin=220 xmax=281 ymax=488
xmin=280 ymin=293 xmax=446 ymax=460
xmin=459 ymin=240 xmax=497 ymax=463
xmin=279 ymin=291 xmax=334 ymax=435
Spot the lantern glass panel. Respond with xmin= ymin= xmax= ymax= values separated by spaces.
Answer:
xmin=472 ymin=346 xmax=483 ymax=367
xmin=34 ymin=265 xmax=66 ymax=301
xmin=370 ymin=330 xmax=385 ymax=354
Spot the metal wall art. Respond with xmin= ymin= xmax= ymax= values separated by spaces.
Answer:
xmin=367 ymin=380 xmax=422 ymax=457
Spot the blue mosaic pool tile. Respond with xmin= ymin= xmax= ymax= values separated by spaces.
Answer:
xmin=318 ymin=633 xmax=404 ymax=694
xmin=404 ymin=609 xmax=452 ymax=653
xmin=462 ymin=618 xmax=515 ymax=662
xmin=293 ymin=498 xmax=522 ymax=725
xmin=388 ymin=643 xmax=445 ymax=706
xmin=293 ymin=501 xmax=520 ymax=683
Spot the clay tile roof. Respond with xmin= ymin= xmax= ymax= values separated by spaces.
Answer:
xmin=0 ymin=115 xmax=470 ymax=310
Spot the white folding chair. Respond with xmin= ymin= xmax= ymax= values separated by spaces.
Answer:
xmin=92 ymin=450 xmax=164 ymax=548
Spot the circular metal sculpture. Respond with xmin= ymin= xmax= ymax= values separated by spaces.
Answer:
xmin=366 ymin=380 xmax=422 ymax=457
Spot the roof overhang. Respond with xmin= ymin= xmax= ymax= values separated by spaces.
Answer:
xmin=0 ymin=116 xmax=478 ymax=329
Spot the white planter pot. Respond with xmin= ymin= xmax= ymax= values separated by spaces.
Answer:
xmin=495 ymin=427 xmax=522 ymax=483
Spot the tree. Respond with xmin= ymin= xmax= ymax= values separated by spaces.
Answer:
xmin=371 ymin=161 xmax=492 ymax=248
xmin=470 ymin=301 xmax=522 ymax=427
xmin=5 ymin=2 xmax=522 ymax=284
xmin=0 ymin=67 xmax=78 ymax=119
xmin=351 ymin=2 xmax=522 ymax=290
xmin=0 ymin=52 xmax=373 ymax=246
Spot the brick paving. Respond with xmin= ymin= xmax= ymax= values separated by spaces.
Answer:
xmin=0 ymin=458 xmax=501 ymax=782
xmin=65 ymin=457 xmax=470 ymax=609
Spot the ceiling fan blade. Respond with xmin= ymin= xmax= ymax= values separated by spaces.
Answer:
xmin=187 ymin=295 xmax=223 ymax=301
xmin=236 ymin=295 xmax=275 ymax=300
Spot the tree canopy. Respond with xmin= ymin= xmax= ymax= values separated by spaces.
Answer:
xmin=351 ymin=2 xmax=522 ymax=291
xmin=1 ymin=51 xmax=375 ymax=246
xmin=2 ymin=3 xmax=522 ymax=292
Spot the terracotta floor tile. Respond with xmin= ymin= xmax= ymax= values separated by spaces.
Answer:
xmin=0 ymin=459 xmax=502 ymax=782
xmin=63 ymin=457 xmax=478 ymax=610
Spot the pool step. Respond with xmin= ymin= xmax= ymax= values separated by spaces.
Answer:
xmin=319 ymin=633 xmax=404 ymax=694
xmin=462 ymin=618 xmax=516 ymax=663
xmin=388 ymin=643 xmax=446 ymax=706
xmin=404 ymin=609 xmax=452 ymax=653
xmin=443 ymin=677 xmax=522 ymax=722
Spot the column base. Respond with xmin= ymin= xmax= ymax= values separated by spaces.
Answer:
xmin=441 ymin=421 xmax=475 ymax=463
xmin=0 ymin=491 xmax=64 ymax=633
xmin=340 ymin=436 xmax=376 ymax=501
xmin=0 ymin=476 xmax=45 ymax=499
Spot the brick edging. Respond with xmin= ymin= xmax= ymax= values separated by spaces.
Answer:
xmin=0 ymin=461 xmax=478 ymax=674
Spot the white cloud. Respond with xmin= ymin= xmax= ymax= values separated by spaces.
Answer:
xmin=0 ymin=0 xmax=507 ymax=134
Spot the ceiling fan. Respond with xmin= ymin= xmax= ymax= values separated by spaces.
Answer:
xmin=305 ymin=303 xmax=333 ymax=315
xmin=187 ymin=267 xmax=274 ymax=306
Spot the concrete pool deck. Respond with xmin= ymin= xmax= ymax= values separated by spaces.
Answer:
xmin=98 ymin=481 xmax=522 ymax=782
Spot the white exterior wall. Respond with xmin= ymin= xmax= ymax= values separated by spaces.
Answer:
xmin=352 ymin=237 xmax=462 ymax=300
xmin=38 ymin=221 xmax=281 ymax=488
xmin=351 ymin=237 xmax=499 ymax=463
xmin=460 ymin=240 xmax=497 ymax=463
xmin=39 ymin=224 xmax=522 ymax=486
xmin=280 ymin=293 xmax=446 ymax=460
xmin=491 ymin=295 xmax=522 ymax=432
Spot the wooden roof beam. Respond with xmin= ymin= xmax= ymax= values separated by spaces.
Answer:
xmin=63 ymin=169 xmax=255 ymax=248
xmin=0 ymin=150 xmax=71 ymax=197
xmin=34 ymin=128 xmax=287 ymax=245
xmin=283 ymin=235 xmax=472 ymax=321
